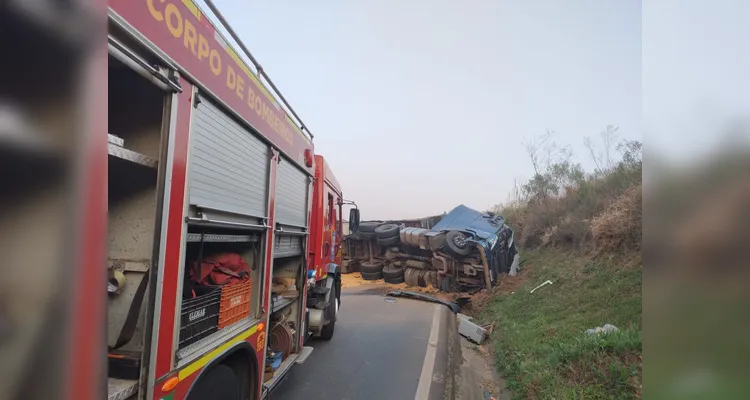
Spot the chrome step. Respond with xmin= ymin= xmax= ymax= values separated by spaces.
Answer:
xmin=107 ymin=377 xmax=138 ymax=400
xmin=262 ymin=353 xmax=299 ymax=397
xmin=295 ymin=346 xmax=314 ymax=364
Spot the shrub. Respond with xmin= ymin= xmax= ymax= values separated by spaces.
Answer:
xmin=493 ymin=136 xmax=642 ymax=253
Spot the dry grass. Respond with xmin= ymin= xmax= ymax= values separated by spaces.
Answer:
xmin=481 ymin=145 xmax=642 ymax=399
xmin=497 ymin=161 xmax=641 ymax=252
xmin=591 ymin=185 xmax=642 ymax=252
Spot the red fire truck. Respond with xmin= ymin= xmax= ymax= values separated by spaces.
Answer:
xmin=106 ymin=1 xmax=357 ymax=399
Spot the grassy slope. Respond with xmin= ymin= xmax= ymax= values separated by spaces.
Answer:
xmin=479 ymin=249 xmax=642 ymax=399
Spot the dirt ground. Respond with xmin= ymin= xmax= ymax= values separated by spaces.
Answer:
xmin=456 ymin=267 xmax=530 ymax=317
xmin=341 ymin=268 xmax=530 ymax=309
xmin=341 ymin=272 xmax=441 ymax=294
xmin=341 ymin=272 xmax=470 ymax=304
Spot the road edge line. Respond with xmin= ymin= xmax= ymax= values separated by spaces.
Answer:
xmin=415 ymin=304 xmax=442 ymax=400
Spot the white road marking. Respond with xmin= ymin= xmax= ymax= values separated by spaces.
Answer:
xmin=415 ymin=304 xmax=441 ymax=400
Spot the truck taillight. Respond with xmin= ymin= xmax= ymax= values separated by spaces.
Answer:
xmin=304 ymin=149 xmax=313 ymax=168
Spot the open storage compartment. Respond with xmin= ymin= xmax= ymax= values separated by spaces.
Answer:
xmin=176 ymin=225 xmax=264 ymax=359
xmin=263 ymin=246 xmax=307 ymax=388
xmin=106 ymin=46 xmax=168 ymax=395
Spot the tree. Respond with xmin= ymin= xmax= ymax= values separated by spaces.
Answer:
xmin=584 ymin=125 xmax=620 ymax=174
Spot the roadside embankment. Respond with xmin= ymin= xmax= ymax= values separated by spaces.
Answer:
xmin=476 ymin=250 xmax=642 ymax=399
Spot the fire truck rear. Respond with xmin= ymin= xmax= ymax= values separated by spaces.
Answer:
xmin=106 ymin=1 xmax=346 ymax=399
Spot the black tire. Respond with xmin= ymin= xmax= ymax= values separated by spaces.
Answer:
xmin=319 ymin=283 xmax=337 ymax=340
xmin=377 ymin=235 xmax=400 ymax=247
xmin=444 ymin=230 xmax=472 ymax=257
xmin=358 ymin=221 xmax=381 ymax=233
xmin=384 ymin=275 xmax=405 ymax=284
xmin=382 ymin=264 xmax=404 ymax=279
xmin=187 ymin=364 xmax=240 ymax=400
xmin=360 ymin=231 xmax=376 ymax=240
xmin=361 ymin=261 xmax=384 ymax=274
xmin=361 ymin=271 xmax=383 ymax=280
xmin=374 ymin=223 xmax=400 ymax=238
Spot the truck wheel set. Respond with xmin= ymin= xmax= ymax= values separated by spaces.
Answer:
xmin=356 ymin=221 xmax=447 ymax=288
xmin=355 ymin=222 xmax=455 ymax=288
xmin=357 ymin=222 xmax=408 ymax=283
xmin=345 ymin=205 xmax=519 ymax=295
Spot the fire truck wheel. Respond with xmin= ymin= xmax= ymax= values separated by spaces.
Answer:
xmin=358 ymin=221 xmax=381 ymax=233
xmin=382 ymin=264 xmax=405 ymax=279
xmin=384 ymin=275 xmax=405 ymax=284
xmin=374 ymin=223 xmax=400 ymax=238
xmin=186 ymin=364 xmax=240 ymax=400
xmin=361 ymin=271 xmax=383 ymax=280
xmin=319 ymin=284 xmax=337 ymax=340
xmin=376 ymin=234 xmax=400 ymax=247
xmin=360 ymin=261 xmax=384 ymax=274
xmin=444 ymin=230 xmax=472 ymax=257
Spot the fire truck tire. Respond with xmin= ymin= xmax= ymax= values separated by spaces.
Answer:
xmin=319 ymin=284 xmax=337 ymax=340
xmin=374 ymin=223 xmax=400 ymax=238
xmin=360 ymin=261 xmax=384 ymax=274
xmin=358 ymin=221 xmax=381 ymax=233
xmin=361 ymin=271 xmax=383 ymax=280
xmin=186 ymin=364 xmax=240 ymax=400
xmin=444 ymin=230 xmax=472 ymax=257
xmin=376 ymin=234 xmax=400 ymax=247
xmin=382 ymin=264 xmax=404 ymax=279
xmin=384 ymin=275 xmax=405 ymax=284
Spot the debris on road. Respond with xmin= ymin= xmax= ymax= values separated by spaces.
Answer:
xmin=529 ymin=279 xmax=553 ymax=294
xmin=457 ymin=313 xmax=488 ymax=344
xmin=385 ymin=290 xmax=460 ymax=313
xmin=585 ymin=323 xmax=619 ymax=335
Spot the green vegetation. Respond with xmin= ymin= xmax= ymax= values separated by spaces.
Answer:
xmin=480 ymin=127 xmax=643 ymax=398
xmin=480 ymin=250 xmax=642 ymax=399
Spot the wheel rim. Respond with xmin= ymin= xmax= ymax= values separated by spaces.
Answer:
xmin=453 ymin=234 xmax=467 ymax=248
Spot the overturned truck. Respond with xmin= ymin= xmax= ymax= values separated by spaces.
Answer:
xmin=343 ymin=205 xmax=519 ymax=292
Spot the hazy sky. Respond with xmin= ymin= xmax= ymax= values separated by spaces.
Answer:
xmin=643 ymin=0 xmax=750 ymax=160
xmin=206 ymin=0 xmax=642 ymax=219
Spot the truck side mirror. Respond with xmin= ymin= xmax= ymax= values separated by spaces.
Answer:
xmin=349 ymin=208 xmax=360 ymax=232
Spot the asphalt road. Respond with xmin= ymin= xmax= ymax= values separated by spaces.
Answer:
xmin=270 ymin=288 xmax=443 ymax=400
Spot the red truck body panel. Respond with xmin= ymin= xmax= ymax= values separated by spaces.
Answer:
xmin=309 ymin=155 xmax=343 ymax=281
xmin=106 ymin=1 xmax=337 ymax=399
xmin=151 ymin=76 xmax=193 ymax=380
xmin=109 ymin=0 xmax=313 ymax=173
xmin=68 ymin=20 xmax=109 ymax=400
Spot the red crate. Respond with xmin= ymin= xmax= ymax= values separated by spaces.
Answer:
xmin=218 ymin=279 xmax=252 ymax=328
